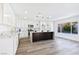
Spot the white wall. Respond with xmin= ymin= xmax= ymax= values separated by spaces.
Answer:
xmin=54 ymin=15 xmax=79 ymax=41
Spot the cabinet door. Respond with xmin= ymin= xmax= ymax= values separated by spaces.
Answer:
xmin=32 ymin=33 xmax=39 ymax=42
xmin=0 ymin=38 xmax=14 ymax=55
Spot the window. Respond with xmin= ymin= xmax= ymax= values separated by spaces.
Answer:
xmin=72 ymin=22 xmax=78 ymax=34
xmin=58 ymin=22 xmax=78 ymax=34
xmin=58 ymin=24 xmax=62 ymax=32
xmin=62 ymin=23 xmax=71 ymax=33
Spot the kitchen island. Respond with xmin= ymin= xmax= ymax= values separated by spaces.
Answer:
xmin=30 ymin=32 xmax=54 ymax=42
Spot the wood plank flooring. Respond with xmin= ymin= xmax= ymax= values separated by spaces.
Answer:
xmin=16 ymin=38 xmax=79 ymax=55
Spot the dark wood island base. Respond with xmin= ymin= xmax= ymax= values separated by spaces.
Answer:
xmin=32 ymin=32 xmax=54 ymax=42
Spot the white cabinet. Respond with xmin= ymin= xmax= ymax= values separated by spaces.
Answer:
xmin=3 ymin=4 xmax=16 ymax=27
xmin=0 ymin=25 xmax=18 ymax=55
xmin=0 ymin=33 xmax=18 ymax=55
xmin=0 ymin=38 xmax=14 ymax=54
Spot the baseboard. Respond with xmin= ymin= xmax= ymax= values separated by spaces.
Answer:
xmin=19 ymin=37 xmax=29 ymax=40
xmin=55 ymin=36 xmax=79 ymax=43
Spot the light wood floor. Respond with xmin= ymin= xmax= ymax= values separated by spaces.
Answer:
xmin=16 ymin=38 xmax=79 ymax=55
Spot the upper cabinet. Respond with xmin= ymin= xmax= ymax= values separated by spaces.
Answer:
xmin=3 ymin=4 xmax=16 ymax=27
xmin=0 ymin=4 xmax=3 ymax=24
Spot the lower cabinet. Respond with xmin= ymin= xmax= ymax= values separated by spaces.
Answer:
xmin=32 ymin=32 xmax=54 ymax=42
xmin=0 ymin=35 xmax=18 ymax=55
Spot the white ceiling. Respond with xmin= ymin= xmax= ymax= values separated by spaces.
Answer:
xmin=10 ymin=3 xmax=79 ymax=20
